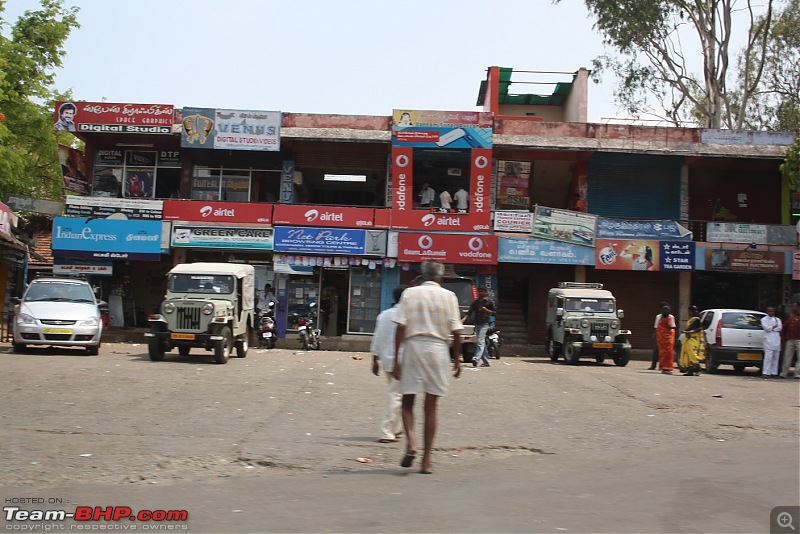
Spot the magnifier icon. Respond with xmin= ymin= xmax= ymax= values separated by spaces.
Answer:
xmin=778 ymin=511 xmax=796 ymax=531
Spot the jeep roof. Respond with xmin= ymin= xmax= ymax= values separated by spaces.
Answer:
xmin=168 ymin=262 xmax=255 ymax=278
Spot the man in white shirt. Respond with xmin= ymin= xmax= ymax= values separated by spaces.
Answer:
xmin=761 ymin=306 xmax=782 ymax=377
xmin=257 ymin=283 xmax=277 ymax=312
xmin=439 ymin=189 xmax=452 ymax=211
xmin=454 ymin=187 xmax=469 ymax=210
xmin=419 ymin=182 xmax=435 ymax=208
xmin=370 ymin=286 xmax=408 ymax=443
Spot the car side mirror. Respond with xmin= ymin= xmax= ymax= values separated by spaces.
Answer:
xmin=618 ymin=309 xmax=624 ymax=318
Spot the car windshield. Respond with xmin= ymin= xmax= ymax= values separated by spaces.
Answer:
xmin=721 ymin=312 xmax=765 ymax=329
xmin=170 ymin=274 xmax=234 ymax=294
xmin=25 ymin=281 xmax=95 ymax=302
xmin=440 ymin=279 xmax=477 ymax=309
xmin=564 ymin=298 xmax=615 ymax=313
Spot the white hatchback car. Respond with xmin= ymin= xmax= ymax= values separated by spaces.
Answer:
xmin=698 ymin=308 xmax=766 ymax=373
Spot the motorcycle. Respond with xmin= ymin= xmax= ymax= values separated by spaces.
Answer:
xmin=292 ymin=301 xmax=321 ymax=351
xmin=486 ymin=323 xmax=501 ymax=360
xmin=258 ymin=301 xmax=277 ymax=349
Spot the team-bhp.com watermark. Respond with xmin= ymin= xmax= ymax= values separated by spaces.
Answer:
xmin=4 ymin=499 xmax=188 ymax=531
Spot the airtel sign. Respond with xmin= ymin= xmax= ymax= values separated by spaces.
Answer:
xmin=163 ymin=200 xmax=272 ymax=224
xmin=272 ymin=204 xmax=376 ymax=228
xmin=397 ymin=233 xmax=497 ymax=265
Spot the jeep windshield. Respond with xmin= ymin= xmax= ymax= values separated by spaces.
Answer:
xmin=564 ymin=298 xmax=615 ymax=313
xmin=170 ymin=274 xmax=234 ymax=294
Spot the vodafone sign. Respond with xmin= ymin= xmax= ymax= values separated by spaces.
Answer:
xmin=397 ymin=233 xmax=497 ymax=265
xmin=163 ymin=200 xmax=272 ymax=224
xmin=272 ymin=204 xmax=375 ymax=228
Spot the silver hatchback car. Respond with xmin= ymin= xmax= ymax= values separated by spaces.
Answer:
xmin=12 ymin=276 xmax=103 ymax=355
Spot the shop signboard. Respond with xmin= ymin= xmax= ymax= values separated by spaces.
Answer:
xmin=5 ymin=195 xmax=62 ymax=216
xmin=181 ymin=107 xmax=281 ymax=151
xmin=51 ymin=217 xmax=162 ymax=260
xmin=53 ymin=260 xmax=113 ymax=276
xmin=494 ymin=211 xmax=533 ymax=233
xmin=65 ymin=196 xmax=164 ymax=220
xmin=533 ymin=206 xmax=597 ymax=247
xmin=391 ymin=109 xmax=493 ymax=148
xmin=54 ymin=101 xmax=174 ymax=134
xmin=273 ymin=227 xmax=386 ymax=256
xmin=497 ymin=237 xmax=594 ymax=265
xmin=705 ymin=248 xmax=784 ymax=273
xmin=163 ymin=200 xmax=272 ymax=224
xmin=597 ymin=217 xmax=691 ymax=240
xmin=171 ymin=225 xmax=274 ymax=250
xmin=595 ymin=239 xmax=660 ymax=271
xmin=659 ymin=241 xmax=695 ymax=271
xmin=706 ymin=222 xmax=768 ymax=245
xmin=390 ymin=147 xmax=492 ymax=232
xmin=397 ymin=233 xmax=497 ymax=265
xmin=272 ymin=205 xmax=375 ymax=228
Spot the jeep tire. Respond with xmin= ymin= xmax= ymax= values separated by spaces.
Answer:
xmin=562 ymin=336 xmax=581 ymax=365
xmin=613 ymin=349 xmax=630 ymax=367
xmin=235 ymin=326 xmax=250 ymax=358
xmin=214 ymin=327 xmax=233 ymax=364
xmin=546 ymin=332 xmax=560 ymax=362
xmin=148 ymin=338 xmax=165 ymax=361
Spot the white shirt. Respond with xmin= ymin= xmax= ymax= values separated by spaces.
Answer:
xmin=439 ymin=190 xmax=452 ymax=209
xmin=370 ymin=306 xmax=401 ymax=372
xmin=258 ymin=291 xmax=276 ymax=309
xmin=420 ymin=187 xmax=435 ymax=205
xmin=454 ymin=189 xmax=468 ymax=209
xmin=393 ymin=281 xmax=462 ymax=341
xmin=761 ymin=315 xmax=782 ymax=351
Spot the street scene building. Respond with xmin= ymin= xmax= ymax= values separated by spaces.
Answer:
xmin=1 ymin=66 xmax=796 ymax=350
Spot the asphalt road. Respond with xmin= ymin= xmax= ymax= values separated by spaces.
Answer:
xmin=1 ymin=342 xmax=798 ymax=533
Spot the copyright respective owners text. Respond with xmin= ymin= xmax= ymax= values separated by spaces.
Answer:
xmin=3 ymin=497 xmax=190 ymax=531
xmin=772 ymin=506 xmax=800 ymax=534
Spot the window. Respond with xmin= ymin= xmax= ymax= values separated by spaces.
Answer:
xmin=92 ymin=149 xmax=181 ymax=199
xmin=191 ymin=167 xmax=253 ymax=202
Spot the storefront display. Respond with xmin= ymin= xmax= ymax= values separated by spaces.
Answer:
xmin=348 ymin=267 xmax=382 ymax=333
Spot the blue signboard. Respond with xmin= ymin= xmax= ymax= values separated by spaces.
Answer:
xmin=597 ymin=218 xmax=691 ymax=240
xmin=273 ymin=227 xmax=368 ymax=255
xmin=52 ymin=217 xmax=162 ymax=260
xmin=497 ymin=237 xmax=595 ymax=265
xmin=659 ymin=241 xmax=695 ymax=271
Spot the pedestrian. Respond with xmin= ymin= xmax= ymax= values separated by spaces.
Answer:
xmin=679 ymin=305 xmax=706 ymax=376
xmin=655 ymin=304 xmax=676 ymax=375
xmin=370 ymin=285 xmax=408 ymax=443
xmin=454 ymin=187 xmax=469 ymax=211
xmin=439 ymin=189 xmax=452 ymax=211
xmin=392 ymin=260 xmax=463 ymax=474
xmin=649 ymin=301 xmax=669 ymax=370
xmin=257 ymin=283 xmax=276 ymax=313
xmin=463 ymin=286 xmax=496 ymax=367
xmin=779 ymin=302 xmax=800 ymax=379
xmin=761 ymin=306 xmax=782 ymax=378
xmin=418 ymin=182 xmax=435 ymax=208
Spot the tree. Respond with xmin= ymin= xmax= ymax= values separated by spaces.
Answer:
xmin=560 ymin=0 xmax=775 ymax=129
xmin=0 ymin=0 xmax=79 ymax=202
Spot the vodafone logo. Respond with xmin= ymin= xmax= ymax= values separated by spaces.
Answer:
xmin=418 ymin=235 xmax=433 ymax=250
xmin=421 ymin=214 xmax=436 ymax=227
xmin=468 ymin=237 xmax=484 ymax=251
xmin=474 ymin=155 xmax=489 ymax=168
xmin=200 ymin=206 xmax=212 ymax=218
xmin=395 ymin=154 xmax=409 ymax=167
xmin=304 ymin=209 xmax=319 ymax=222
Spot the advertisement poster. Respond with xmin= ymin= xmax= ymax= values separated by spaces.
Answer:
xmin=706 ymin=222 xmax=768 ymax=245
xmin=65 ymin=196 xmax=163 ymax=220
xmin=181 ymin=107 xmax=281 ymax=151
xmin=597 ymin=218 xmax=692 ymax=240
xmin=58 ymin=145 xmax=90 ymax=195
xmin=273 ymin=227 xmax=386 ymax=256
xmin=51 ymin=217 xmax=162 ymax=260
xmin=54 ymin=101 xmax=173 ymax=134
xmin=495 ymin=160 xmax=531 ymax=210
xmin=659 ymin=241 xmax=695 ymax=271
xmin=595 ymin=239 xmax=660 ymax=271
xmin=391 ymin=109 xmax=493 ymax=148
xmin=172 ymin=225 xmax=274 ymax=250
xmin=497 ymin=237 xmax=594 ymax=265
xmin=397 ymin=233 xmax=497 ymax=265
xmin=705 ymin=248 xmax=784 ymax=273
xmin=493 ymin=211 xmax=533 ymax=233
xmin=123 ymin=169 xmax=155 ymax=198
xmin=533 ymin=206 xmax=597 ymax=247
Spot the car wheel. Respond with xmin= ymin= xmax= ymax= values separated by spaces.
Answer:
xmin=562 ymin=336 xmax=580 ymax=365
xmin=546 ymin=333 xmax=560 ymax=362
xmin=178 ymin=346 xmax=191 ymax=357
xmin=236 ymin=327 xmax=250 ymax=358
xmin=214 ymin=327 xmax=232 ymax=364
xmin=12 ymin=342 xmax=27 ymax=353
xmin=148 ymin=338 xmax=165 ymax=361
xmin=85 ymin=343 xmax=100 ymax=356
xmin=613 ymin=349 xmax=630 ymax=367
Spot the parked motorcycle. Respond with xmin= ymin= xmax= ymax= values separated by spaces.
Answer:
xmin=292 ymin=301 xmax=321 ymax=351
xmin=486 ymin=323 xmax=501 ymax=359
xmin=258 ymin=301 xmax=277 ymax=349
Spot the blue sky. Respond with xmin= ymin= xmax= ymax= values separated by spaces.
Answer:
xmin=4 ymin=1 xmax=647 ymax=121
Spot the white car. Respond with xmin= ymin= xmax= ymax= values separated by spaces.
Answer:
xmin=697 ymin=308 xmax=766 ymax=373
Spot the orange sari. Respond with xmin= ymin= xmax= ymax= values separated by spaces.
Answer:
xmin=656 ymin=314 xmax=676 ymax=371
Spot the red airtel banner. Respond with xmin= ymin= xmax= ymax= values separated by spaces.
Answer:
xmin=390 ymin=147 xmax=491 ymax=232
xmin=163 ymin=200 xmax=272 ymax=224
xmin=397 ymin=233 xmax=497 ymax=265
xmin=272 ymin=204 xmax=375 ymax=228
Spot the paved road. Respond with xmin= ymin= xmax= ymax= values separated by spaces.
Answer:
xmin=1 ymin=343 xmax=798 ymax=533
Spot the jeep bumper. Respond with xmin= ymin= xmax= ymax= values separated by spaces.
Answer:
xmin=145 ymin=331 xmax=224 ymax=344
xmin=567 ymin=341 xmax=632 ymax=353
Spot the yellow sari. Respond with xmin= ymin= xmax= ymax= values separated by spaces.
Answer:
xmin=680 ymin=316 xmax=706 ymax=374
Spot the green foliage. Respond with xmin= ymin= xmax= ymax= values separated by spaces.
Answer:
xmin=0 ymin=0 xmax=79 ymax=202
xmin=782 ymin=137 xmax=800 ymax=192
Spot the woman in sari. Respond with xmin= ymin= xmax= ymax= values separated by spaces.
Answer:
xmin=680 ymin=305 xmax=706 ymax=376
xmin=656 ymin=304 xmax=677 ymax=374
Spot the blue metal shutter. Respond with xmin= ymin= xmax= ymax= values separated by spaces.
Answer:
xmin=587 ymin=154 xmax=682 ymax=219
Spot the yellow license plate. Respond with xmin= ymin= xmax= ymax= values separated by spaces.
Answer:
xmin=43 ymin=328 xmax=73 ymax=335
xmin=737 ymin=352 xmax=762 ymax=361
xmin=171 ymin=333 xmax=196 ymax=340
xmin=593 ymin=343 xmax=613 ymax=349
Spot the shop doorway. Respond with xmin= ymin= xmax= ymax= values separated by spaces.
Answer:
xmin=320 ymin=268 xmax=350 ymax=337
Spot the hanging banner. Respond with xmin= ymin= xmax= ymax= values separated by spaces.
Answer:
xmin=497 ymin=237 xmax=594 ymax=265
xmin=705 ymin=248 xmax=784 ymax=273
xmin=65 ymin=196 xmax=163 ymax=220
xmin=659 ymin=241 xmax=695 ymax=271
xmin=181 ymin=107 xmax=281 ymax=151
xmin=494 ymin=212 xmax=533 ymax=233
xmin=391 ymin=110 xmax=493 ymax=148
xmin=597 ymin=218 xmax=692 ymax=240
xmin=595 ymin=239 xmax=659 ymax=271
xmin=706 ymin=222 xmax=768 ymax=245
xmin=533 ymin=206 xmax=597 ymax=247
